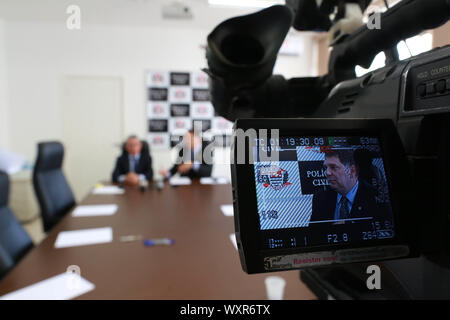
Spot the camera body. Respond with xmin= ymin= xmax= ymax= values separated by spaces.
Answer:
xmin=205 ymin=0 xmax=450 ymax=298
xmin=315 ymin=45 xmax=450 ymax=264
xmin=230 ymin=118 xmax=419 ymax=274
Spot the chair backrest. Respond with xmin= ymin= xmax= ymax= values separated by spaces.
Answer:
xmin=0 ymin=171 xmax=33 ymax=278
xmin=0 ymin=244 xmax=14 ymax=280
xmin=121 ymin=140 xmax=150 ymax=157
xmin=32 ymin=142 xmax=75 ymax=233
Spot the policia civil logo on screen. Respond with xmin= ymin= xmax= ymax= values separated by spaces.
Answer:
xmin=256 ymin=165 xmax=291 ymax=190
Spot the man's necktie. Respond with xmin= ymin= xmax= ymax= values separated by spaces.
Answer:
xmin=130 ymin=157 xmax=137 ymax=172
xmin=339 ymin=196 xmax=350 ymax=220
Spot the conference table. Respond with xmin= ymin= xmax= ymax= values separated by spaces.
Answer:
xmin=0 ymin=180 xmax=316 ymax=299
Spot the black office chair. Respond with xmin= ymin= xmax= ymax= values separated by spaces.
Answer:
xmin=33 ymin=142 xmax=76 ymax=233
xmin=0 ymin=171 xmax=33 ymax=279
xmin=121 ymin=140 xmax=150 ymax=156
xmin=0 ymin=245 xmax=14 ymax=279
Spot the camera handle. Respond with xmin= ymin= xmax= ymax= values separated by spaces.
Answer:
xmin=329 ymin=0 xmax=450 ymax=84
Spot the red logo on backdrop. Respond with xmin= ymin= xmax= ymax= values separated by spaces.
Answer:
xmin=196 ymin=105 xmax=208 ymax=114
xmin=175 ymin=90 xmax=186 ymax=99
xmin=175 ymin=120 xmax=186 ymax=129
xmin=152 ymin=136 xmax=164 ymax=144
xmin=153 ymin=105 xmax=164 ymax=115
xmin=152 ymin=73 xmax=164 ymax=83
xmin=196 ymin=74 xmax=207 ymax=84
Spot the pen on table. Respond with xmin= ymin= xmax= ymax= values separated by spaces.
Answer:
xmin=119 ymin=235 xmax=174 ymax=246
xmin=143 ymin=238 xmax=175 ymax=246
xmin=120 ymin=235 xmax=143 ymax=242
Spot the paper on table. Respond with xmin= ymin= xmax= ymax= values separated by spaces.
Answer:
xmin=200 ymin=177 xmax=230 ymax=185
xmin=92 ymin=186 xmax=124 ymax=195
xmin=215 ymin=177 xmax=230 ymax=184
xmin=0 ymin=272 xmax=95 ymax=300
xmin=229 ymin=233 xmax=238 ymax=250
xmin=221 ymin=204 xmax=234 ymax=217
xmin=169 ymin=176 xmax=192 ymax=186
xmin=199 ymin=177 xmax=215 ymax=185
xmin=54 ymin=227 xmax=113 ymax=249
xmin=72 ymin=204 xmax=118 ymax=217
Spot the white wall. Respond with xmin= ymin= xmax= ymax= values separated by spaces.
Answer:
xmin=3 ymin=18 xmax=315 ymax=185
xmin=0 ymin=19 xmax=9 ymax=149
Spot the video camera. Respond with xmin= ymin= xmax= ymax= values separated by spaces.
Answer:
xmin=204 ymin=0 xmax=450 ymax=299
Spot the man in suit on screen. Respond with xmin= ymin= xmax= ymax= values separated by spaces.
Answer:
xmin=309 ymin=149 xmax=382 ymax=224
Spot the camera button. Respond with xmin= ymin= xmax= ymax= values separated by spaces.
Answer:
xmin=426 ymin=82 xmax=436 ymax=95
xmin=436 ymin=79 xmax=446 ymax=94
xmin=417 ymin=84 xmax=426 ymax=97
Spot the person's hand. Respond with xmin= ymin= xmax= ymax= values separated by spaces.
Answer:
xmin=159 ymin=169 xmax=169 ymax=179
xmin=178 ymin=163 xmax=193 ymax=174
xmin=124 ymin=172 xmax=140 ymax=186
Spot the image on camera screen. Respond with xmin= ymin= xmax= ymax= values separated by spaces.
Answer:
xmin=254 ymin=136 xmax=395 ymax=249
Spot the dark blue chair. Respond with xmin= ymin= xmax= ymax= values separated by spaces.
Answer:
xmin=0 ymin=245 xmax=14 ymax=280
xmin=33 ymin=142 xmax=76 ymax=233
xmin=0 ymin=171 xmax=33 ymax=279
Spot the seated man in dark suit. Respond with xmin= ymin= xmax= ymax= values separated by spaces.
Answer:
xmin=112 ymin=135 xmax=153 ymax=186
xmin=159 ymin=130 xmax=213 ymax=179
xmin=310 ymin=149 xmax=381 ymax=224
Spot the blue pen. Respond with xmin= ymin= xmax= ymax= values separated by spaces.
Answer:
xmin=143 ymin=238 xmax=175 ymax=246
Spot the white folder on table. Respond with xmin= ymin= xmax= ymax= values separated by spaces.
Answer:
xmin=0 ymin=273 xmax=95 ymax=300
xmin=72 ymin=204 xmax=118 ymax=217
xmin=54 ymin=227 xmax=113 ymax=249
xmin=92 ymin=186 xmax=124 ymax=195
xmin=200 ymin=177 xmax=230 ymax=185
xmin=169 ymin=176 xmax=192 ymax=186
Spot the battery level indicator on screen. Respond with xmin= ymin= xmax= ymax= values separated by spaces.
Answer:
xmin=332 ymin=137 xmax=347 ymax=145
xmin=328 ymin=137 xmax=334 ymax=145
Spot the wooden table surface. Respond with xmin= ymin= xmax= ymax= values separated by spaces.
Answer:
xmin=0 ymin=181 xmax=316 ymax=299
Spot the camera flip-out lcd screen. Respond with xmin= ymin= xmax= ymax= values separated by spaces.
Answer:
xmin=255 ymin=135 xmax=394 ymax=250
xmin=231 ymin=119 xmax=418 ymax=274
